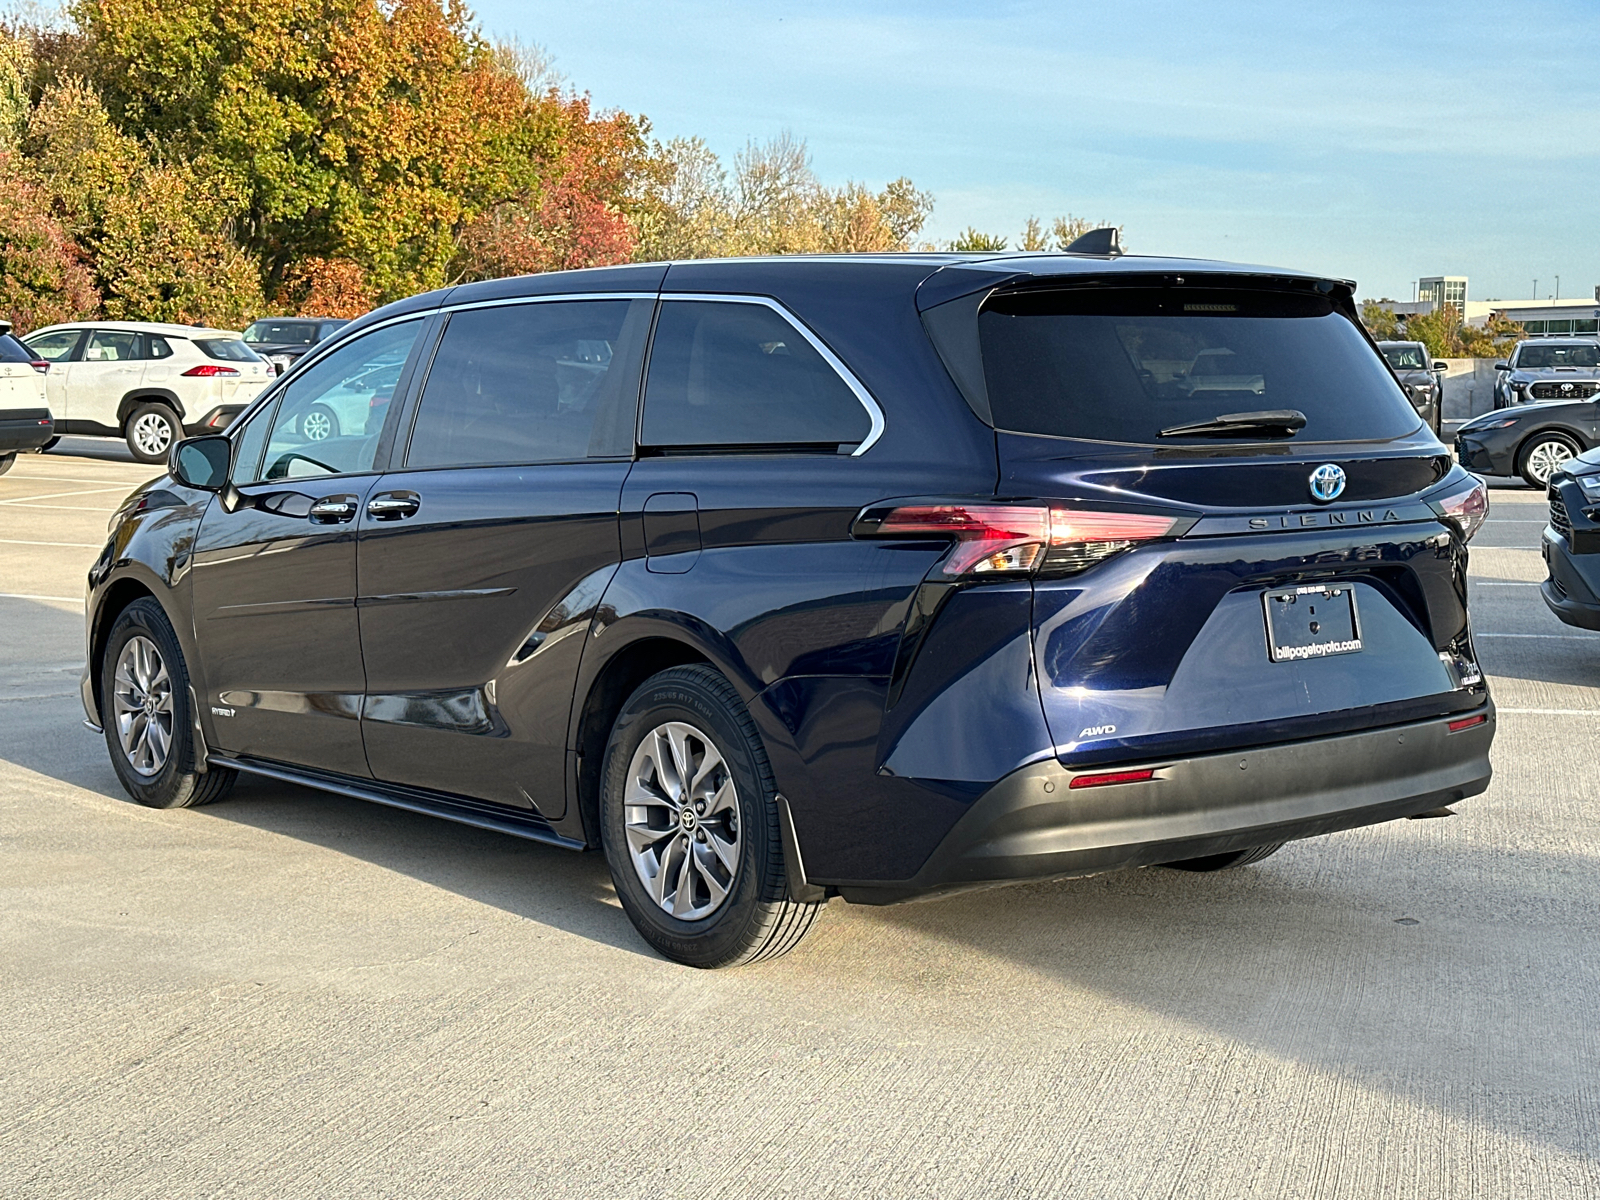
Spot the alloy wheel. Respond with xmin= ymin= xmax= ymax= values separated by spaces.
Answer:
xmin=1526 ymin=439 xmax=1575 ymax=486
xmin=132 ymin=412 xmax=173 ymax=457
xmin=623 ymin=721 xmax=741 ymax=920
xmin=301 ymin=409 xmax=333 ymax=441
xmin=112 ymin=635 xmax=174 ymax=777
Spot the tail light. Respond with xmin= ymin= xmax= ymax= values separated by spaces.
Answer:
xmin=1427 ymin=474 xmax=1488 ymax=541
xmin=182 ymin=364 xmax=240 ymax=378
xmin=29 ymin=360 xmax=49 ymax=374
xmin=856 ymin=502 xmax=1186 ymax=578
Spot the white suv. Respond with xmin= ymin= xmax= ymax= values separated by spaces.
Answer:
xmin=22 ymin=321 xmax=273 ymax=462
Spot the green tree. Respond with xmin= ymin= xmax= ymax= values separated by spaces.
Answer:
xmin=950 ymin=227 xmax=1007 ymax=252
xmin=1405 ymin=305 xmax=1517 ymax=359
xmin=1361 ymin=300 xmax=1400 ymax=340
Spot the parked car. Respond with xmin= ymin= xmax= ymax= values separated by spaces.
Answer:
xmin=1454 ymin=389 xmax=1600 ymax=487
xmin=21 ymin=321 xmax=272 ymax=463
xmin=1492 ymin=338 xmax=1600 ymax=409
xmin=1541 ymin=447 xmax=1600 ymax=629
xmin=0 ymin=322 xmax=53 ymax=475
xmin=1377 ymin=340 xmax=1446 ymax=434
xmin=82 ymin=248 xmax=1496 ymax=968
xmin=242 ymin=316 xmax=350 ymax=377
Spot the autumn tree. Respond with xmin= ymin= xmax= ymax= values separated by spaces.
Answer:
xmin=0 ymin=155 xmax=99 ymax=331
xmin=1361 ymin=300 xmax=1401 ymax=340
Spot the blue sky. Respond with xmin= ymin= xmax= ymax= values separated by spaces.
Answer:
xmin=474 ymin=0 xmax=1600 ymax=303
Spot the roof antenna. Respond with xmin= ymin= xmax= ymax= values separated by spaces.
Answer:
xmin=1063 ymin=227 xmax=1123 ymax=257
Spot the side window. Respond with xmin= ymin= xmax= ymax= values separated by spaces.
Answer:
xmin=254 ymin=320 xmax=424 ymax=482
xmin=405 ymin=298 xmax=651 ymax=468
xmin=84 ymin=330 xmax=142 ymax=362
xmin=640 ymin=301 xmax=872 ymax=451
xmin=24 ymin=330 xmax=83 ymax=362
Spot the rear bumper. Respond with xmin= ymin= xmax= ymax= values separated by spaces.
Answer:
xmin=833 ymin=706 xmax=1494 ymax=904
xmin=0 ymin=411 xmax=55 ymax=453
xmin=185 ymin=404 xmax=245 ymax=435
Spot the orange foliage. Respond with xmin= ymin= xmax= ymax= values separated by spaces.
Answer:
xmin=273 ymin=257 xmax=375 ymax=319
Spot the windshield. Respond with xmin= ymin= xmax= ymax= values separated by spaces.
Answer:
xmin=977 ymin=286 xmax=1418 ymax=444
xmin=1382 ymin=344 xmax=1428 ymax=370
xmin=244 ymin=320 xmax=320 ymax=347
xmin=1514 ymin=343 xmax=1600 ymax=369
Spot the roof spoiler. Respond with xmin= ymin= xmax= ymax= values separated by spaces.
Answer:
xmin=1062 ymin=227 xmax=1123 ymax=257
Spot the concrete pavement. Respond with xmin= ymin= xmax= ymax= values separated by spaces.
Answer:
xmin=1 ymin=449 xmax=1597 ymax=1198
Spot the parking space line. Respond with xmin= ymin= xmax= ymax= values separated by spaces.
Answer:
xmin=1 ymin=474 xmax=152 ymax=485
xmin=0 ymin=486 xmax=131 ymax=504
xmin=1476 ymin=632 xmax=1598 ymax=639
xmin=0 ymin=538 xmax=103 ymax=549
xmin=1499 ymin=708 xmax=1600 ymax=715
xmin=0 ymin=592 xmax=84 ymax=605
xmin=1472 ymin=582 xmax=1538 ymax=586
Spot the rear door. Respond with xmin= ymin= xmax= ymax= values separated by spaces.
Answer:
xmin=955 ymin=277 xmax=1472 ymax=762
xmin=20 ymin=329 xmax=83 ymax=418
xmin=189 ymin=318 xmax=431 ymax=775
xmin=74 ymin=329 xmax=146 ymax=428
xmin=354 ymin=296 xmax=653 ymax=817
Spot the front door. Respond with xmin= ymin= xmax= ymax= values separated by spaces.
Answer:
xmin=189 ymin=318 xmax=430 ymax=775
xmin=356 ymin=296 xmax=653 ymax=817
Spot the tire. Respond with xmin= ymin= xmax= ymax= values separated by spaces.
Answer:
xmin=1519 ymin=432 xmax=1579 ymax=489
xmin=1163 ymin=843 xmax=1285 ymax=872
xmin=100 ymin=597 xmax=236 ymax=809
xmin=0 ymin=452 xmax=13 ymax=476
xmin=124 ymin=402 xmax=180 ymax=464
xmin=599 ymin=665 xmax=823 ymax=968
xmin=299 ymin=403 xmax=338 ymax=442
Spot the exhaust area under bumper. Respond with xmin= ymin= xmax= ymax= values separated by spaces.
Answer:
xmin=832 ymin=705 xmax=1494 ymax=904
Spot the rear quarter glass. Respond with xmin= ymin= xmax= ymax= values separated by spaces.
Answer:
xmin=978 ymin=286 xmax=1418 ymax=445
xmin=0 ymin=334 xmax=34 ymax=363
xmin=195 ymin=338 xmax=263 ymax=362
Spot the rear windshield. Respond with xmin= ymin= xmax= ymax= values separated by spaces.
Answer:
xmin=194 ymin=338 xmax=261 ymax=362
xmin=244 ymin=320 xmax=320 ymax=347
xmin=0 ymin=333 xmax=34 ymax=363
xmin=977 ymin=287 xmax=1419 ymax=444
xmin=1515 ymin=343 xmax=1600 ymax=369
xmin=1382 ymin=344 xmax=1428 ymax=370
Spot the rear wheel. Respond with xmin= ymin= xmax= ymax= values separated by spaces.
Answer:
xmin=1520 ymin=433 xmax=1578 ymax=489
xmin=1163 ymin=843 xmax=1285 ymax=872
xmin=299 ymin=403 xmax=338 ymax=442
xmin=0 ymin=452 xmax=13 ymax=476
xmin=125 ymin=403 xmax=180 ymax=464
xmin=599 ymin=665 xmax=822 ymax=968
xmin=101 ymin=597 xmax=236 ymax=808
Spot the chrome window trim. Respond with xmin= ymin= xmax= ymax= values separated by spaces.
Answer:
xmin=658 ymin=293 xmax=885 ymax=455
xmin=441 ymin=291 xmax=659 ymax=314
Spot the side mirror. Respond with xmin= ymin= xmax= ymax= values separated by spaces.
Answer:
xmin=170 ymin=435 xmax=231 ymax=492
xmin=1432 ymin=361 xmax=1448 ymax=372
xmin=1494 ymin=362 xmax=1511 ymax=371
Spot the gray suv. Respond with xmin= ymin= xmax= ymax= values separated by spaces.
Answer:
xmin=1494 ymin=338 xmax=1600 ymax=409
xmin=1378 ymin=341 xmax=1445 ymax=434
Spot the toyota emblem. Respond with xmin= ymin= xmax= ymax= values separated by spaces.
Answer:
xmin=1309 ymin=463 xmax=1346 ymax=502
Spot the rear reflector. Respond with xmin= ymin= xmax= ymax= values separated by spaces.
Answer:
xmin=1447 ymin=714 xmax=1487 ymax=733
xmin=861 ymin=503 xmax=1182 ymax=577
xmin=1068 ymin=768 xmax=1156 ymax=790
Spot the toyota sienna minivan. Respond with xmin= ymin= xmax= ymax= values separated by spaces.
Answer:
xmin=81 ymin=241 xmax=1496 ymax=967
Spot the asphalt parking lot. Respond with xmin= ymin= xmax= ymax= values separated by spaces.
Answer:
xmin=2 ymin=442 xmax=1597 ymax=1198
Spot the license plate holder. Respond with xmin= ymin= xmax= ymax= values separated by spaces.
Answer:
xmin=1262 ymin=584 xmax=1361 ymax=662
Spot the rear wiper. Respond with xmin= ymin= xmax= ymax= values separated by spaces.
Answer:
xmin=1159 ymin=409 xmax=1307 ymax=438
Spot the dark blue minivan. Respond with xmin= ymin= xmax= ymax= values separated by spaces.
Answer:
xmin=83 ymin=246 xmax=1495 ymax=966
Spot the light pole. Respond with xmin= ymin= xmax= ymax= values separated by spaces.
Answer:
xmin=1555 ymin=276 xmax=1561 ymax=301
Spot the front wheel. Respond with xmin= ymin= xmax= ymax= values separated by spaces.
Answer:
xmin=1520 ymin=433 xmax=1579 ymax=489
xmin=125 ymin=403 xmax=180 ymax=464
xmin=599 ymin=665 xmax=822 ymax=968
xmin=101 ymin=597 xmax=236 ymax=808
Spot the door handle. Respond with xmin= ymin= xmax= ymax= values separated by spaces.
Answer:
xmin=308 ymin=495 xmax=359 ymax=523
xmin=366 ymin=491 xmax=421 ymax=520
